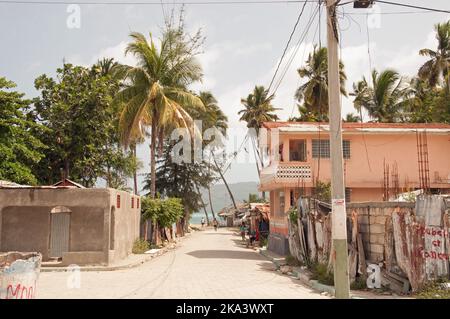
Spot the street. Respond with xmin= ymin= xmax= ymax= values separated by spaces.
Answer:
xmin=37 ymin=228 xmax=327 ymax=299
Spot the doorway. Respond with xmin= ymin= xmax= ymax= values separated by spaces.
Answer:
xmin=49 ymin=206 xmax=71 ymax=258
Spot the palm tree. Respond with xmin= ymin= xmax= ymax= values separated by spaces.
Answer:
xmin=344 ymin=113 xmax=361 ymax=123
xmin=114 ymin=31 xmax=204 ymax=199
xmin=193 ymin=91 xmax=229 ymax=219
xmin=295 ymin=46 xmax=347 ymax=120
xmin=238 ymin=85 xmax=279 ymax=136
xmin=418 ymin=21 xmax=450 ymax=88
xmin=350 ymin=69 xmax=409 ymax=123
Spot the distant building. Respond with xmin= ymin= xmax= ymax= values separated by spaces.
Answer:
xmin=259 ymin=122 xmax=450 ymax=255
xmin=0 ymin=182 xmax=140 ymax=266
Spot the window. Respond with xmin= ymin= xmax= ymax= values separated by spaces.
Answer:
xmin=116 ymin=195 xmax=121 ymax=208
xmin=312 ymin=139 xmax=330 ymax=158
xmin=131 ymin=197 xmax=134 ymax=208
xmin=345 ymin=188 xmax=352 ymax=203
xmin=312 ymin=139 xmax=351 ymax=159
xmin=290 ymin=190 xmax=295 ymax=207
xmin=289 ymin=140 xmax=307 ymax=162
xmin=137 ymin=198 xmax=140 ymax=209
xmin=343 ymin=140 xmax=351 ymax=159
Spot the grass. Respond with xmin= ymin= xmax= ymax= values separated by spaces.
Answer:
xmin=350 ymin=276 xmax=367 ymax=290
xmin=285 ymin=254 xmax=302 ymax=267
xmin=416 ymin=279 xmax=450 ymax=299
xmin=132 ymin=239 xmax=150 ymax=254
xmin=309 ymin=262 xmax=334 ymax=286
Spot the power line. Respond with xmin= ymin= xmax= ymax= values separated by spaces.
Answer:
xmin=267 ymin=0 xmax=309 ymax=93
xmin=0 ymin=0 xmax=318 ymax=5
xmin=338 ymin=0 xmax=450 ymax=14
xmin=374 ymin=0 xmax=450 ymax=14
xmin=272 ymin=2 xmax=319 ymax=95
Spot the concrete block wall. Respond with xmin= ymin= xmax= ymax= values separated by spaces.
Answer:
xmin=347 ymin=202 xmax=415 ymax=263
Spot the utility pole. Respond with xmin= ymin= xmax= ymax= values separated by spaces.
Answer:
xmin=325 ymin=0 xmax=350 ymax=299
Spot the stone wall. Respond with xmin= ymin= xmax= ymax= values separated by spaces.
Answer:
xmin=347 ymin=202 xmax=415 ymax=263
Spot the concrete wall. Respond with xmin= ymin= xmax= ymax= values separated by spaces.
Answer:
xmin=0 ymin=188 xmax=140 ymax=266
xmin=347 ymin=202 xmax=415 ymax=262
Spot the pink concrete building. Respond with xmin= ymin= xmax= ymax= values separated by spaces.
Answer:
xmin=258 ymin=122 xmax=450 ymax=255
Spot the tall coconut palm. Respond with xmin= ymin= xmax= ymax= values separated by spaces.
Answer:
xmin=194 ymin=91 xmax=229 ymax=219
xmin=238 ymin=85 xmax=279 ymax=137
xmin=295 ymin=46 xmax=347 ymax=120
xmin=418 ymin=21 xmax=450 ymax=88
xmin=114 ymin=31 xmax=204 ymax=199
xmin=350 ymin=69 xmax=409 ymax=123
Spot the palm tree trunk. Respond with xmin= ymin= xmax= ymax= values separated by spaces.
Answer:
xmin=132 ymin=144 xmax=138 ymax=195
xmin=150 ymin=115 xmax=159 ymax=245
xmin=196 ymin=184 xmax=210 ymax=225
xmin=211 ymin=151 xmax=237 ymax=211
xmin=208 ymin=186 xmax=216 ymax=219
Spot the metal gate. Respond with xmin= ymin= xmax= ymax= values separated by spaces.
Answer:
xmin=49 ymin=211 xmax=70 ymax=258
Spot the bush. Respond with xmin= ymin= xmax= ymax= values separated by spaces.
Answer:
xmin=285 ymin=255 xmax=302 ymax=267
xmin=314 ymin=181 xmax=331 ymax=203
xmin=310 ymin=262 xmax=334 ymax=286
xmin=350 ymin=276 xmax=367 ymax=290
xmin=132 ymin=239 xmax=150 ymax=254
xmin=141 ymin=196 xmax=184 ymax=228
xmin=288 ymin=207 xmax=298 ymax=222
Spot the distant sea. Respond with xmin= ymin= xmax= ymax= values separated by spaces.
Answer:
xmin=190 ymin=212 xmax=204 ymax=225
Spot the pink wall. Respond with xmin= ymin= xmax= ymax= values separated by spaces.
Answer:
xmin=277 ymin=132 xmax=450 ymax=190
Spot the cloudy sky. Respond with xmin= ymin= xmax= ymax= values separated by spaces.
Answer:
xmin=1 ymin=0 xmax=449 ymax=189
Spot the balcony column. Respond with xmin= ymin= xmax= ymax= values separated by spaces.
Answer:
xmin=282 ymin=136 xmax=289 ymax=163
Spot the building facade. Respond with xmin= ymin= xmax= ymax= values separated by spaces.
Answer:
xmin=0 ymin=187 xmax=140 ymax=266
xmin=258 ymin=122 xmax=450 ymax=255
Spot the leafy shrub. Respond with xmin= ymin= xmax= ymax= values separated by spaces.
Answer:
xmin=132 ymin=239 xmax=150 ymax=254
xmin=314 ymin=181 xmax=331 ymax=203
xmin=141 ymin=197 xmax=184 ymax=228
xmin=288 ymin=207 xmax=298 ymax=221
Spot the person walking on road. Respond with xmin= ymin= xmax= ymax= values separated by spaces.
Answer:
xmin=240 ymin=222 xmax=247 ymax=241
xmin=212 ymin=218 xmax=218 ymax=231
xmin=201 ymin=217 xmax=205 ymax=228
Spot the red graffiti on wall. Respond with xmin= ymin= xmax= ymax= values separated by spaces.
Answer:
xmin=416 ymin=247 xmax=450 ymax=260
xmin=5 ymin=282 xmax=36 ymax=299
xmin=415 ymin=225 xmax=449 ymax=238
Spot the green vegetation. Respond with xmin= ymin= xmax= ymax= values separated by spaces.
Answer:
xmin=285 ymin=255 xmax=302 ymax=267
xmin=141 ymin=197 xmax=184 ymax=228
xmin=132 ymin=239 xmax=150 ymax=254
xmin=350 ymin=276 xmax=367 ymax=290
xmin=416 ymin=278 xmax=450 ymax=299
xmin=245 ymin=193 xmax=266 ymax=203
xmin=313 ymin=181 xmax=331 ymax=203
xmin=309 ymin=262 xmax=334 ymax=286
xmin=293 ymin=46 xmax=347 ymax=122
xmin=32 ymin=62 xmax=137 ymax=188
xmin=0 ymin=77 xmax=45 ymax=185
xmin=288 ymin=207 xmax=298 ymax=222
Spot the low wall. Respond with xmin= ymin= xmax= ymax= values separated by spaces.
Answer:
xmin=347 ymin=202 xmax=415 ymax=262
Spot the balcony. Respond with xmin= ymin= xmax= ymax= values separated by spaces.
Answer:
xmin=260 ymin=163 xmax=312 ymax=189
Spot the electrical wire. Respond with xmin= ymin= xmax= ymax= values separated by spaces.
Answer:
xmin=0 ymin=0 xmax=319 ymax=6
xmin=271 ymin=3 xmax=320 ymax=95
xmin=374 ymin=0 xmax=450 ymax=14
xmin=267 ymin=0 xmax=309 ymax=93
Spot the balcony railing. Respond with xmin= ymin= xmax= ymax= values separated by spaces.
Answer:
xmin=260 ymin=163 xmax=312 ymax=185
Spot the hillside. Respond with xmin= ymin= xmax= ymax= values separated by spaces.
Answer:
xmin=196 ymin=181 xmax=260 ymax=215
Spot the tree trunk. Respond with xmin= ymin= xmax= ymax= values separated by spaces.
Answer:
xmin=211 ymin=151 xmax=237 ymax=211
xmin=208 ymin=186 xmax=216 ymax=219
xmin=196 ymin=184 xmax=210 ymax=225
xmin=150 ymin=116 xmax=158 ymax=245
xmin=132 ymin=144 xmax=138 ymax=195
xmin=150 ymin=116 xmax=157 ymax=199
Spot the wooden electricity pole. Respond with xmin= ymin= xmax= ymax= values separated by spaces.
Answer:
xmin=325 ymin=0 xmax=350 ymax=299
